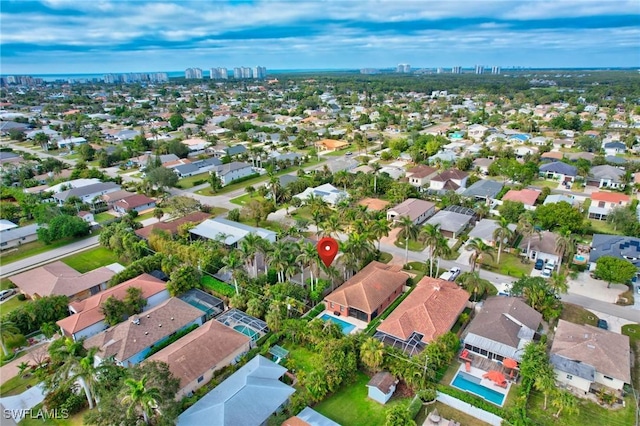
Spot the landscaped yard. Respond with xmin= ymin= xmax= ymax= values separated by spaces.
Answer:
xmin=282 ymin=343 xmax=322 ymax=375
xmin=531 ymin=179 xmax=560 ymax=189
xmin=177 ymin=174 xmax=209 ymax=189
xmin=395 ymin=237 xmax=428 ymax=252
xmin=134 ymin=211 xmax=156 ymax=222
xmin=415 ymin=401 xmax=488 ymax=426
xmin=560 ymin=303 xmax=599 ymax=326
xmin=588 ymin=219 xmax=623 ymax=236
xmin=0 ymin=234 xmax=96 ymax=265
xmin=527 ymin=391 xmax=636 ymax=426
xmin=230 ymin=193 xmax=266 ymax=206
xmin=0 ymin=295 xmax=25 ymax=316
xmin=480 ymin=252 xmax=532 ymax=278
xmin=94 ymin=212 xmax=115 ymax=223
xmin=18 ymin=403 xmax=87 ymax=426
xmin=314 ymin=371 xmax=411 ymax=426
xmin=61 ymin=247 xmax=121 ymax=273
xmin=0 ymin=373 xmax=40 ymax=397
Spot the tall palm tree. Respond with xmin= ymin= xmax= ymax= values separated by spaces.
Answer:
xmin=221 ymin=250 xmax=244 ymax=294
xmin=534 ymin=364 xmax=557 ymax=410
xmin=549 ymin=271 xmax=569 ymax=295
xmin=67 ymin=347 xmax=101 ymax=409
xmin=370 ymin=218 xmax=391 ymax=251
xmin=298 ymin=242 xmax=321 ymax=290
xmin=0 ymin=320 xmax=21 ymax=357
xmin=120 ymin=375 xmax=162 ymax=425
xmin=360 ymin=337 xmax=385 ymax=372
xmin=371 ymin=162 xmax=382 ymax=194
xmin=466 ymin=237 xmax=495 ymax=272
xmin=493 ymin=216 xmax=514 ymax=264
xmin=422 ymin=223 xmax=441 ymax=278
xmin=458 ymin=271 xmax=488 ymax=302
xmin=396 ymin=216 xmax=420 ymax=264
xmin=431 ymin=235 xmax=452 ymax=277
xmin=344 ymin=231 xmax=375 ymax=270
xmin=321 ymin=215 xmax=344 ymax=238
xmin=239 ymin=233 xmax=261 ymax=278
xmin=555 ymin=230 xmax=575 ymax=272
xmin=517 ymin=212 xmax=537 ymax=258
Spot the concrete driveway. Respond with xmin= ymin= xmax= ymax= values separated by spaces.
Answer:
xmin=586 ymin=309 xmax=635 ymax=334
xmin=568 ymin=272 xmax=628 ymax=304
xmin=0 ymin=384 xmax=46 ymax=421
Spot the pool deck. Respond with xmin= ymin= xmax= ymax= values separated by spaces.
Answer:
xmin=455 ymin=363 xmax=510 ymax=397
xmin=318 ymin=310 xmax=367 ymax=334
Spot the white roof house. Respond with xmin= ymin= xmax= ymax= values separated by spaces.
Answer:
xmin=189 ymin=218 xmax=277 ymax=247
xmin=294 ymin=183 xmax=348 ymax=206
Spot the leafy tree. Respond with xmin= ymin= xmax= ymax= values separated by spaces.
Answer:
xmin=594 ymin=256 xmax=637 ymax=288
xmin=458 ymin=272 xmax=495 ymax=301
xmin=534 ymin=202 xmax=585 ymax=233
xmin=76 ymin=144 xmax=96 ymax=161
xmin=100 ymin=296 xmax=128 ymax=326
xmin=146 ymin=167 xmax=178 ymax=189
xmin=209 ymin=173 xmax=223 ymax=193
xmin=575 ymin=135 xmax=600 ymax=152
xmin=3 ymin=295 xmax=69 ymax=335
xmin=153 ymin=208 xmax=164 ymax=221
xmin=0 ymin=319 xmax=22 ymax=357
xmin=606 ymin=206 xmax=635 ymax=231
xmin=162 ymin=196 xmax=201 ymax=217
xmin=498 ymin=200 xmax=525 ymax=223
xmin=168 ymin=114 xmax=185 ymax=130
xmin=167 ymin=265 xmax=202 ymax=296
xmin=510 ymin=276 xmax=562 ymax=320
xmin=124 ymin=286 xmax=147 ymax=314
xmin=37 ymin=214 xmax=90 ymax=244
xmin=384 ymin=404 xmax=416 ymax=426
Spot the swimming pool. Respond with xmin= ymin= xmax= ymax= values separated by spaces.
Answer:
xmin=233 ymin=325 xmax=259 ymax=342
xmin=451 ymin=371 xmax=506 ymax=406
xmin=319 ymin=314 xmax=356 ymax=334
xmin=574 ymin=254 xmax=586 ymax=262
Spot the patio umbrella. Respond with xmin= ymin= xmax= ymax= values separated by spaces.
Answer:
xmin=483 ymin=370 xmax=506 ymax=384
xmin=503 ymin=358 xmax=518 ymax=369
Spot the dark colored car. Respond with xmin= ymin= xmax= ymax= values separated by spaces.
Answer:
xmin=597 ymin=319 xmax=608 ymax=330
xmin=534 ymin=259 xmax=544 ymax=270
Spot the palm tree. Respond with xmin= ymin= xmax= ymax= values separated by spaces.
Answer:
xmin=297 ymin=242 xmax=320 ymax=290
xmin=549 ymin=271 xmax=569 ymax=295
xmin=321 ymin=215 xmax=344 ymax=238
xmin=458 ymin=271 xmax=490 ymax=302
xmin=360 ymin=337 xmax=385 ymax=372
xmin=555 ymin=230 xmax=575 ymax=272
xmin=370 ymin=218 xmax=391 ymax=251
xmin=534 ymin=364 xmax=557 ymax=410
xmin=551 ymin=389 xmax=579 ymax=418
xmin=493 ymin=216 xmax=514 ymax=264
xmin=517 ymin=212 xmax=537 ymax=258
xmin=120 ymin=375 xmax=162 ymax=425
xmin=371 ymin=162 xmax=382 ymax=194
xmin=239 ymin=233 xmax=261 ymax=278
xmin=396 ymin=216 xmax=420 ymax=264
xmin=221 ymin=250 xmax=244 ymax=294
xmin=466 ymin=237 xmax=495 ymax=272
xmin=0 ymin=320 xmax=21 ymax=357
xmin=343 ymin=232 xmax=375 ymax=270
xmin=422 ymin=223 xmax=441 ymax=277
xmin=68 ymin=348 xmax=101 ymax=409
xmin=431 ymin=235 xmax=452 ymax=277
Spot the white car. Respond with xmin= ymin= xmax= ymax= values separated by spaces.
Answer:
xmin=449 ymin=267 xmax=461 ymax=280
xmin=541 ymin=267 xmax=552 ymax=278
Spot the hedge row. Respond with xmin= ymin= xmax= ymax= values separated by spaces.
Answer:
xmin=201 ymin=275 xmax=236 ymax=297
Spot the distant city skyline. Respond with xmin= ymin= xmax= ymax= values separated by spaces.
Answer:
xmin=1 ymin=0 xmax=639 ymax=74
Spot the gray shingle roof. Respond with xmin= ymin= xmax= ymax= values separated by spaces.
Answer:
xmin=462 ymin=179 xmax=504 ymax=198
xmin=539 ymin=161 xmax=577 ymax=176
xmin=590 ymin=234 xmax=640 ymax=267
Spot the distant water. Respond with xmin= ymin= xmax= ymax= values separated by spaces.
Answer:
xmin=29 ymin=69 xmax=355 ymax=82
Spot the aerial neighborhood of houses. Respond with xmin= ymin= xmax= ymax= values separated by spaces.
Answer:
xmin=0 ymin=69 xmax=639 ymax=426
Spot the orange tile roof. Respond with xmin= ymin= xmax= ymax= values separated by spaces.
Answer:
xmin=591 ymin=191 xmax=630 ymax=203
xmin=502 ymin=188 xmax=540 ymax=206
xmin=358 ymin=198 xmax=390 ymax=211
xmin=541 ymin=151 xmax=563 ymax=160
xmin=377 ymin=277 xmax=469 ymax=343
xmin=135 ymin=212 xmax=210 ymax=239
xmin=316 ymin=139 xmax=349 ymax=149
xmin=57 ymin=273 xmax=167 ymax=335
xmin=324 ymin=261 xmax=408 ymax=315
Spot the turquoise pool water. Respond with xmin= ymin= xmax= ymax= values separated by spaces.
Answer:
xmin=574 ymin=255 xmax=586 ymax=262
xmin=451 ymin=371 xmax=506 ymax=406
xmin=319 ymin=314 xmax=356 ymax=334
xmin=233 ymin=325 xmax=259 ymax=341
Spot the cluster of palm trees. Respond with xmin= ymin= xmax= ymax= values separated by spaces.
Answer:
xmin=395 ymin=218 xmax=451 ymax=272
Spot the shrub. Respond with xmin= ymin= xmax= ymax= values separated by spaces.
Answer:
xmin=201 ymin=275 xmax=235 ymax=298
xmin=436 ymin=384 xmax=506 ymax=418
xmin=17 ymin=294 xmax=26 ymax=301
xmin=407 ymin=395 xmax=423 ymax=419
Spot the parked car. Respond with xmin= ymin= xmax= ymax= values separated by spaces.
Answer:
xmin=597 ymin=319 xmax=608 ymax=330
xmin=541 ymin=268 xmax=552 ymax=278
xmin=534 ymin=259 xmax=544 ymax=270
xmin=449 ymin=267 xmax=461 ymax=281
xmin=0 ymin=289 xmax=16 ymax=301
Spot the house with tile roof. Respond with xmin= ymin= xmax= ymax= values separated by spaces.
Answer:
xmin=374 ymin=277 xmax=469 ymax=356
xmin=315 ymin=138 xmax=349 ymax=151
xmin=386 ymin=198 xmax=436 ymax=225
xmin=588 ymin=191 xmax=631 ymax=220
xmin=177 ymin=355 xmax=295 ymax=426
xmin=146 ymin=320 xmax=251 ymax=398
xmin=406 ymin=164 xmax=438 ymax=188
xmin=135 ymin=212 xmax=210 ymax=240
xmin=113 ymin=194 xmax=156 ymax=215
xmin=462 ymin=297 xmax=542 ymax=362
xmin=9 ymin=261 xmax=115 ymax=300
xmin=501 ymin=188 xmax=540 ymax=208
xmin=324 ymin=261 xmax=409 ymax=322
xmin=84 ymin=298 xmax=204 ymax=367
xmin=57 ymin=273 xmax=169 ymax=341
xmin=518 ymin=230 xmax=562 ymax=265
xmin=429 ymin=169 xmax=469 ymax=191
xmin=550 ymin=320 xmax=631 ymax=395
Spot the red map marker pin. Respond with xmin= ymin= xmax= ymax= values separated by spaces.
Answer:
xmin=317 ymin=237 xmax=339 ymax=267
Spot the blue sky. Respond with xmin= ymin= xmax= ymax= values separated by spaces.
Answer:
xmin=1 ymin=0 xmax=639 ymax=74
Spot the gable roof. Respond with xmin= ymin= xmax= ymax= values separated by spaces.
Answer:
xmin=468 ymin=219 xmax=517 ymax=242
xmin=324 ymin=261 xmax=408 ymax=315
xmin=367 ymin=371 xmax=397 ymax=393
xmin=177 ymin=355 xmax=295 ymax=426
xmin=431 ymin=169 xmax=468 ymax=182
xmin=9 ymin=261 xmax=114 ymax=298
xmin=114 ymin=194 xmax=155 ymax=210
xmin=84 ymin=298 xmax=203 ymax=362
xmin=388 ymin=198 xmax=435 ymax=221
xmin=376 ymin=277 xmax=468 ymax=344
xmin=52 ymin=182 xmax=120 ymax=202
xmin=135 ymin=212 xmax=210 ymax=239
xmin=502 ymin=188 xmax=540 ymax=206
xmin=407 ymin=164 xmax=438 ymax=178
xmin=0 ymin=223 xmax=39 ymax=242
xmin=190 ymin=217 xmax=277 ymax=245
xmin=215 ymin=161 xmax=252 ymax=176
xmin=551 ymin=320 xmax=630 ymax=384
xmin=518 ymin=230 xmax=560 ymax=256
xmin=57 ymin=274 xmax=167 ymax=336
xmin=425 ymin=210 xmax=473 ymax=234
xmin=358 ymin=198 xmax=390 ymax=211
xmin=146 ymin=320 xmax=250 ymax=389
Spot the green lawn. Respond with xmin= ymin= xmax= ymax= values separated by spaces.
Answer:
xmin=324 ymin=147 xmax=353 ymax=156
xmin=0 ymin=373 xmax=40 ymax=397
xmin=560 ymin=303 xmax=599 ymax=326
xmin=94 ymin=212 xmax=115 ymax=223
xmin=134 ymin=211 xmax=156 ymax=222
xmin=61 ymin=247 xmax=121 ymax=273
xmin=291 ymin=205 xmax=314 ymax=222
xmin=531 ymin=179 xmax=561 ymax=189
xmin=314 ymin=371 xmax=411 ymax=426
xmin=0 ymin=234 xmax=96 ymax=265
xmin=282 ymin=343 xmax=322 ymax=375
xmin=395 ymin=237 xmax=427 ymax=252
xmin=480 ymin=252 xmax=532 ymax=278
xmin=623 ymin=324 xmax=640 ymax=389
xmin=238 ymin=218 xmax=285 ymax=233
xmin=230 ymin=193 xmax=266 ymax=206
xmin=378 ymin=252 xmax=393 ymax=264
xmin=19 ymin=403 xmax=87 ymax=426
xmin=0 ymin=278 xmax=14 ymax=290
xmin=588 ymin=219 xmax=624 ymax=236
xmin=177 ymin=174 xmax=209 ymax=189
xmin=527 ymin=391 xmax=636 ymax=426
xmin=622 ymin=324 xmax=640 ymax=344
xmin=0 ymin=295 xmax=25 ymax=316
xmin=416 ymin=402 xmax=488 ymax=426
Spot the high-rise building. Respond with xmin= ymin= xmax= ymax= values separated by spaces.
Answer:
xmin=491 ymin=66 xmax=501 ymax=75
xmin=474 ymin=65 xmax=484 ymax=75
xmin=451 ymin=66 xmax=462 ymax=74
xmin=209 ymin=67 xmax=228 ymax=79
xmin=437 ymin=67 xmax=444 ymax=74
xmin=185 ymin=68 xmax=203 ymax=79
xmin=396 ymin=64 xmax=411 ymax=73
